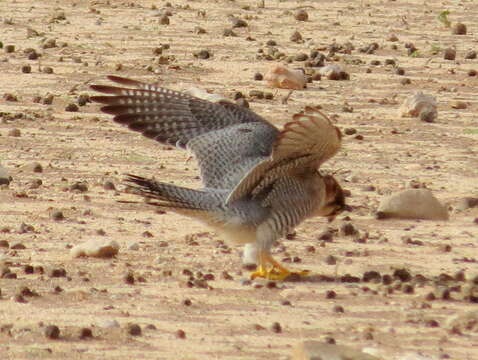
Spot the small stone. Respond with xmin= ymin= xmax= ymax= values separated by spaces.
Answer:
xmin=333 ymin=305 xmax=344 ymax=313
xmin=193 ymin=49 xmax=211 ymax=59
xmin=222 ymin=28 xmax=237 ymax=37
xmin=340 ymin=222 xmax=357 ymax=236
xmin=124 ymin=272 xmax=135 ymax=285
xmin=103 ymin=180 xmax=115 ymax=190
xmin=443 ymin=48 xmax=456 ymax=60
xmin=249 ymin=90 xmax=264 ymax=99
xmin=292 ymin=341 xmax=381 ymax=360
xmin=21 ymin=65 xmax=31 ymax=73
xmin=70 ymin=238 xmax=120 ymax=258
xmin=49 ymin=268 xmax=67 ymax=278
xmin=0 ymin=240 xmax=9 ymax=248
xmin=400 ymin=78 xmax=411 ymax=85
xmin=128 ymin=242 xmax=140 ymax=251
xmin=396 ymin=67 xmax=405 ymax=75
xmin=400 ymin=92 xmax=437 ymax=123
xmin=50 ymin=209 xmax=64 ymax=221
xmin=8 ymin=128 xmax=21 ymax=137
xmin=127 ymin=323 xmax=141 ymax=336
xmin=69 ymin=182 xmax=88 ymax=192
xmin=194 ymin=26 xmax=205 ymax=34
xmin=176 ymin=329 xmax=186 ymax=339
xmin=451 ymin=101 xmax=467 ymax=110
xmin=44 ymin=325 xmax=60 ymax=339
xmin=294 ymin=53 xmax=308 ymax=61
xmin=98 ymin=319 xmax=119 ymax=328
xmin=465 ymin=51 xmax=477 ymax=60
xmin=253 ymin=72 xmax=263 ymax=81
xmin=294 ymin=9 xmax=308 ymax=21
xmin=0 ymin=165 xmax=11 ymax=186
xmin=325 ymin=290 xmax=336 ymax=299
xmin=159 ymin=15 xmax=169 ymax=25
xmin=79 ymin=327 xmax=93 ymax=339
xmin=387 ymin=34 xmax=399 ymax=42
xmin=468 ymin=69 xmax=477 ymax=76
xmin=344 ymin=128 xmax=357 ymax=135
xmin=65 ymin=103 xmax=79 ymax=112
xmin=290 ymin=31 xmax=303 ymax=43
xmin=11 ymin=243 xmax=26 ymax=250
xmin=42 ymin=66 xmax=54 ymax=74
xmin=271 ymin=322 xmax=282 ymax=333
xmin=4 ymin=45 xmax=15 ymax=53
xmin=265 ymin=64 xmax=306 ymax=90
xmin=452 ymin=23 xmax=467 ymax=35
xmin=456 ymin=197 xmax=478 ymax=211
xmin=230 ymin=17 xmax=247 ymax=28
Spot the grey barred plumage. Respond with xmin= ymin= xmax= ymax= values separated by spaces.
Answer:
xmin=91 ymin=75 xmax=346 ymax=280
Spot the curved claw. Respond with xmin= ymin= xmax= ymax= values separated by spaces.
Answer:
xmin=249 ymin=253 xmax=310 ymax=281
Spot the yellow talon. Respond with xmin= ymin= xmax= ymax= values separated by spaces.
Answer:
xmin=249 ymin=253 xmax=310 ymax=281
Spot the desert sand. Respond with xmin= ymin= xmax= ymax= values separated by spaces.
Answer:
xmin=1 ymin=0 xmax=477 ymax=359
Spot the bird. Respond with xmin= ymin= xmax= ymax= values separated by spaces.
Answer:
xmin=90 ymin=75 xmax=346 ymax=280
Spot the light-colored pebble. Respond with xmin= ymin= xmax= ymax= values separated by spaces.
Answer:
xmin=127 ymin=242 xmax=140 ymax=251
xmin=293 ymin=341 xmax=382 ymax=360
xmin=377 ymin=189 xmax=449 ymax=220
xmin=399 ymin=91 xmax=437 ymax=122
xmin=71 ymin=238 xmax=120 ymax=258
xmin=265 ymin=64 xmax=306 ymax=90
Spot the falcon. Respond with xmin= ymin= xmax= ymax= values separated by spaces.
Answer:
xmin=90 ymin=75 xmax=346 ymax=280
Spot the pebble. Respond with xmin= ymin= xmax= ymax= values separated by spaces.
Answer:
xmin=456 ymin=197 xmax=478 ymax=211
xmin=79 ymin=327 xmax=93 ymax=339
xmin=176 ymin=329 xmax=186 ymax=339
xmin=127 ymin=242 xmax=140 ymax=251
xmin=290 ymin=31 xmax=303 ymax=43
xmin=465 ymin=50 xmax=477 ymax=59
xmin=318 ymin=64 xmax=348 ymax=80
xmin=0 ymin=165 xmax=11 ymax=185
xmin=292 ymin=341 xmax=381 ymax=360
xmin=230 ymin=17 xmax=247 ymax=28
xmin=50 ymin=209 xmax=65 ymax=221
xmin=193 ymin=49 xmax=211 ymax=59
xmin=127 ymin=323 xmax=142 ymax=336
xmin=265 ymin=64 xmax=306 ymax=90
xmin=294 ymin=9 xmax=308 ymax=21
xmin=8 ymin=128 xmax=21 ymax=137
xmin=399 ymin=91 xmax=437 ymax=122
xmin=65 ymin=103 xmax=79 ymax=112
xmin=44 ymin=325 xmax=60 ymax=339
xmin=446 ymin=311 xmax=478 ymax=334
xmin=70 ymin=238 xmax=120 ymax=258
xmin=271 ymin=322 xmax=282 ymax=333
xmin=98 ymin=319 xmax=120 ymax=328
xmin=377 ymin=189 xmax=449 ymax=220
xmin=452 ymin=23 xmax=467 ymax=35
xmin=443 ymin=48 xmax=456 ymax=60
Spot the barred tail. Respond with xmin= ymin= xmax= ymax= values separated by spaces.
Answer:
xmin=124 ymin=174 xmax=225 ymax=213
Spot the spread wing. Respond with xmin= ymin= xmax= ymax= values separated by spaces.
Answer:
xmin=226 ymin=107 xmax=342 ymax=204
xmin=90 ymin=76 xmax=279 ymax=189
xmin=90 ymin=75 xmax=269 ymax=148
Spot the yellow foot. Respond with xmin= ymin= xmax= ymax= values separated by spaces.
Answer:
xmin=250 ymin=265 xmax=310 ymax=281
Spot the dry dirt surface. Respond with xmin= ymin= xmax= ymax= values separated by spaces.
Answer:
xmin=1 ymin=0 xmax=478 ymax=359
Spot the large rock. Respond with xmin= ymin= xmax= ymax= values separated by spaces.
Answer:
xmin=293 ymin=341 xmax=382 ymax=360
xmin=377 ymin=189 xmax=449 ymax=220
xmin=70 ymin=238 xmax=120 ymax=258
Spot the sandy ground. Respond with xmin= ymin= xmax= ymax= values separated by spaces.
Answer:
xmin=1 ymin=0 xmax=478 ymax=359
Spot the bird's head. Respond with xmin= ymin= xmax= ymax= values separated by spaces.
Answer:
xmin=315 ymin=175 xmax=349 ymax=220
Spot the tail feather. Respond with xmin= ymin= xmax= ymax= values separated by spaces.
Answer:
xmin=124 ymin=174 xmax=225 ymax=212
